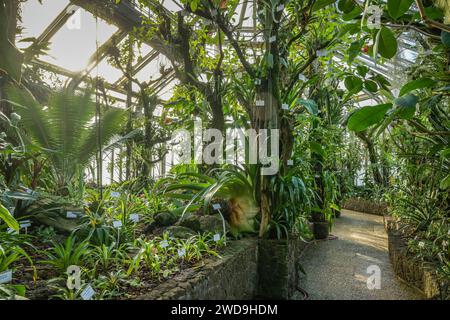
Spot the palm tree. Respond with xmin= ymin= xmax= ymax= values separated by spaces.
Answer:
xmin=6 ymin=85 xmax=126 ymax=195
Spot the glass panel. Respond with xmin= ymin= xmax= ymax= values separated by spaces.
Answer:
xmin=162 ymin=0 xmax=182 ymax=12
xmin=39 ymin=9 xmax=117 ymax=71
xmin=90 ymin=59 xmax=123 ymax=84
xmin=17 ymin=0 xmax=70 ymax=47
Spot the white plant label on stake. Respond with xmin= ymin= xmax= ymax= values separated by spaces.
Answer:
xmin=178 ymin=248 xmax=186 ymax=257
xmin=269 ymin=36 xmax=276 ymax=43
xmin=316 ymin=49 xmax=327 ymax=57
xmin=20 ymin=220 xmax=31 ymax=229
xmin=130 ymin=214 xmax=140 ymax=223
xmin=213 ymin=233 xmax=221 ymax=242
xmin=0 ymin=270 xmax=13 ymax=284
xmin=66 ymin=211 xmax=78 ymax=219
xmin=256 ymin=100 xmax=265 ymax=107
xmin=7 ymin=228 xmax=18 ymax=235
xmin=113 ymin=220 xmax=123 ymax=229
xmin=299 ymin=74 xmax=308 ymax=82
xmin=110 ymin=191 xmax=120 ymax=198
xmin=80 ymin=284 xmax=95 ymax=300
xmin=160 ymin=240 xmax=169 ymax=248
xmin=287 ymin=159 xmax=294 ymax=166
xmin=282 ymin=103 xmax=289 ymax=110
xmin=212 ymin=203 xmax=222 ymax=211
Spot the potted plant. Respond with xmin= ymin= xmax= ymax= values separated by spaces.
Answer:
xmin=311 ymin=207 xmax=329 ymax=239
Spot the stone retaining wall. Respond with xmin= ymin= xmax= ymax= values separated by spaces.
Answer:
xmin=257 ymin=239 xmax=307 ymax=299
xmin=137 ymin=239 xmax=258 ymax=300
xmin=342 ymin=198 xmax=388 ymax=215
xmin=387 ymin=229 xmax=447 ymax=299
xmin=136 ymin=238 xmax=307 ymax=300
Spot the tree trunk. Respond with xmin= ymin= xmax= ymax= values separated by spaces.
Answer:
xmin=356 ymin=132 xmax=384 ymax=187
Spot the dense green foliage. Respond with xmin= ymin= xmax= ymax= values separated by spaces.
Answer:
xmin=0 ymin=0 xmax=448 ymax=299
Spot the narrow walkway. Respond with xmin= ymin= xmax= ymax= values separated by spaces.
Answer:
xmin=296 ymin=209 xmax=424 ymax=300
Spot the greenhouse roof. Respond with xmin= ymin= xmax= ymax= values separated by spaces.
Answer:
xmin=17 ymin=0 xmax=421 ymax=106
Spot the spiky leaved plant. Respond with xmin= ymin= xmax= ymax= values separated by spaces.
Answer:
xmin=6 ymin=85 xmax=126 ymax=195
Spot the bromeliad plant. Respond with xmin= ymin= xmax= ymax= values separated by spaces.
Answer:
xmin=42 ymin=235 xmax=91 ymax=274
xmin=160 ymin=165 xmax=259 ymax=236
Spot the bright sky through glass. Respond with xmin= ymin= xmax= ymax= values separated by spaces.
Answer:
xmin=40 ymin=10 xmax=118 ymax=71
xmin=17 ymin=0 xmax=70 ymax=45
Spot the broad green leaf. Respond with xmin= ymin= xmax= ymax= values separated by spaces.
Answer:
xmin=378 ymin=27 xmax=398 ymax=59
xmin=387 ymin=0 xmax=414 ymax=20
xmin=344 ymin=76 xmax=363 ymax=94
xmin=310 ymin=141 xmax=325 ymax=157
xmin=348 ymin=103 xmax=392 ymax=132
xmin=395 ymin=94 xmax=419 ymax=108
xmin=312 ymin=0 xmax=336 ymax=11
xmin=342 ymin=6 xmax=362 ymax=21
xmin=0 ymin=204 xmax=19 ymax=231
xmin=348 ymin=40 xmax=364 ymax=63
xmin=442 ymin=31 xmax=450 ymax=47
xmin=399 ymin=78 xmax=436 ymax=96
xmin=375 ymin=74 xmax=392 ymax=90
xmin=190 ymin=0 xmax=198 ymax=12
xmin=298 ymin=99 xmax=318 ymax=116
xmin=356 ymin=66 xmax=369 ymax=77
xmin=337 ymin=23 xmax=360 ymax=37
xmin=394 ymin=94 xmax=418 ymax=119
xmin=338 ymin=0 xmax=355 ymax=13
xmin=364 ymin=80 xmax=378 ymax=92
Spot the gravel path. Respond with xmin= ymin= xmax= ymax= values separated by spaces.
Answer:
xmin=295 ymin=209 xmax=424 ymax=300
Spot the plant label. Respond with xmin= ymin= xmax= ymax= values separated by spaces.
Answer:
xmin=212 ymin=203 xmax=222 ymax=210
xmin=277 ymin=4 xmax=284 ymax=12
xmin=160 ymin=240 xmax=169 ymax=248
xmin=66 ymin=211 xmax=78 ymax=219
xmin=269 ymin=36 xmax=276 ymax=43
xmin=80 ymin=284 xmax=95 ymax=300
xmin=178 ymin=248 xmax=186 ymax=257
xmin=0 ymin=270 xmax=12 ymax=284
xmin=113 ymin=220 xmax=122 ymax=229
xmin=299 ymin=74 xmax=308 ymax=82
xmin=254 ymin=78 xmax=261 ymax=85
xmin=316 ymin=49 xmax=327 ymax=57
xmin=130 ymin=214 xmax=140 ymax=223
xmin=7 ymin=228 xmax=18 ymax=234
xmin=282 ymin=103 xmax=289 ymax=110
xmin=110 ymin=191 xmax=120 ymax=198
xmin=213 ymin=233 xmax=221 ymax=242
xmin=20 ymin=220 xmax=31 ymax=229
xmin=287 ymin=159 xmax=294 ymax=166
xmin=256 ymin=100 xmax=265 ymax=107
